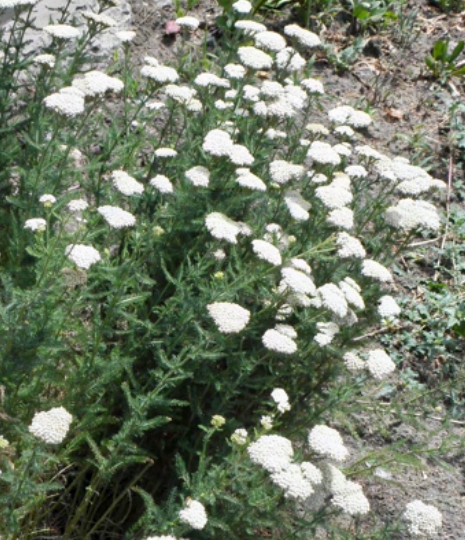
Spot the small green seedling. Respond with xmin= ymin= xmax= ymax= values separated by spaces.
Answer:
xmin=425 ymin=38 xmax=465 ymax=83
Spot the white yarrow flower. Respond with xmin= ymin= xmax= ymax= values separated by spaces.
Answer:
xmin=44 ymin=91 xmax=84 ymax=117
xmin=28 ymin=407 xmax=72 ymax=444
xmin=403 ymin=500 xmax=442 ymax=538
xmin=67 ymin=199 xmax=89 ymax=212
xmin=24 ymin=218 xmax=46 ymax=232
xmin=185 ymin=166 xmax=210 ymax=187
xmin=254 ymin=31 xmax=287 ymax=52
xmin=72 ymin=71 xmax=124 ymax=97
xmin=271 ymin=388 xmax=291 ymax=413
xmin=179 ymin=499 xmax=208 ymax=530
xmin=317 ymin=283 xmax=348 ymax=318
xmin=150 ymin=175 xmax=173 ymax=194
xmin=378 ymin=295 xmax=401 ymax=319
xmin=307 ymin=141 xmax=341 ymax=166
xmin=98 ymin=206 xmax=136 ymax=228
xmin=269 ymin=160 xmax=305 ymax=184
xmin=141 ymin=65 xmax=179 ymax=84
xmin=361 ymin=259 xmax=393 ymax=282
xmin=232 ymin=0 xmax=252 ymax=12
xmin=327 ymin=207 xmax=354 ymax=230
xmin=82 ymin=10 xmax=117 ymax=27
xmin=271 ymin=463 xmax=314 ymax=500
xmin=343 ymin=351 xmax=366 ymax=373
xmin=202 ymin=129 xmax=234 ymax=157
xmin=262 ymin=329 xmax=297 ymax=354
xmin=252 ymin=239 xmax=282 ymax=266
xmin=66 ymin=244 xmax=101 ymax=269
xmin=34 ymin=54 xmax=55 ymax=68
xmin=205 ymin=212 xmax=251 ymax=244
xmin=44 ymin=24 xmax=80 ymax=39
xmin=207 ymin=302 xmax=250 ymax=334
xmin=116 ymin=30 xmax=136 ymax=42
xmin=112 ymin=171 xmax=144 ymax=196
xmin=235 ymin=168 xmax=267 ymax=191
xmin=366 ymin=349 xmax=395 ymax=380
xmin=284 ymin=24 xmax=321 ymax=48
xmin=285 ymin=190 xmax=311 ymax=221
xmin=39 ymin=194 xmax=56 ymax=205
xmin=231 ymin=428 xmax=248 ymax=445
xmin=281 ymin=267 xmax=316 ymax=295
xmin=308 ymin=425 xmax=349 ymax=462
xmin=234 ymin=20 xmax=267 ymax=35
xmin=248 ymin=435 xmax=294 ymax=472
xmin=238 ymin=46 xmax=273 ymax=70
xmin=336 ymin=232 xmax=366 ymax=259
xmin=155 ymin=148 xmax=177 ymax=158
xmin=176 ymin=16 xmax=200 ymax=30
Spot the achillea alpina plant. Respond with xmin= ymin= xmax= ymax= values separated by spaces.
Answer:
xmin=0 ymin=1 xmax=451 ymax=538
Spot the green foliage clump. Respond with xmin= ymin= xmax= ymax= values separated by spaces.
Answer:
xmin=0 ymin=0 xmax=452 ymax=538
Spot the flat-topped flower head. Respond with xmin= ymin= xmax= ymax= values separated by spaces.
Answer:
xmin=339 ymin=279 xmax=364 ymax=310
xmin=403 ymin=500 xmax=442 ymax=538
xmin=44 ymin=24 xmax=80 ymax=39
xmin=141 ymin=65 xmax=179 ymax=84
xmin=385 ymin=199 xmax=441 ymax=232
xmin=176 ymin=16 xmax=200 ymax=30
xmin=271 ymin=388 xmax=291 ymax=413
xmin=327 ymin=207 xmax=354 ymax=230
xmin=276 ymin=47 xmax=306 ymax=72
xmin=332 ymin=478 xmax=370 ymax=516
xmin=179 ymin=499 xmax=208 ymax=530
xmin=224 ymin=63 xmax=246 ymax=79
xmin=262 ymin=329 xmax=297 ymax=354
xmin=98 ymin=206 xmax=136 ymax=228
xmin=233 ymin=0 xmax=252 ymax=12
xmin=336 ymin=232 xmax=366 ymax=259
xmin=116 ymin=30 xmax=136 ymax=42
xmin=378 ymin=295 xmax=401 ymax=319
xmin=34 ymin=54 xmax=55 ymax=68
xmin=271 ymin=463 xmax=314 ymax=500
xmin=284 ymin=24 xmax=321 ymax=48
xmin=194 ymin=73 xmax=230 ymax=88
xmin=281 ymin=267 xmax=316 ymax=295
xmin=39 ymin=194 xmax=56 ymax=206
xmin=254 ymin=31 xmax=287 ymax=52
xmin=207 ymin=302 xmax=250 ymax=334
xmin=0 ymin=0 xmax=39 ymax=6
xmin=29 ymin=406 xmax=73 ymax=444
xmin=252 ymin=239 xmax=282 ymax=266
xmin=307 ymin=141 xmax=341 ymax=166
xmin=285 ymin=190 xmax=311 ymax=221
xmin=343 ymin=351 xmax=365 ymax=373
xmin=112 ymin=171 xmax=144 ymax=196
xmin=238 ymin=46 xmax=273 ymax=70
xmin=25 ymin=218 xmax=46 ymax=232
xmin=185 ymin=166 xmax=210 ymax=187
xmin=228 ymin=144 xmax=254 ymax=166
xmin=67 ymin=199 xmax=89 ymax=212
xmin=205 ymin=212 xmax=251 ymax=244
xmin=269 ymin=160 xmax=305 ymax=184
xmin=361 ymin=259 xmax=393 ymax=282
xmin=66 ymin=244 xmax=101 ymax=269
xmin=308 ymin=425 xmax=348 ymax=462
xmin=315 ymin=185 xmax=353 ymax=209
xmin=82 ymin=11 xmax=117 ymax=27
xmin=154 ymin=148 xmax=177 ymax=158
xmin=202 ymin=129 xmax=234 ymax=157
xmin=328 ymin=105 xmax=372 ymax=129
xmin=73 ymin=71 xmax=124 ymax=97
xmin=301 ymin=78 xmax=324 ymax=94
xmin=317 ymin=283 xmax=348 ymax=318
xmin=366 ymin=349 xmax=395 ymax=380
xmin=248 ymin=435 xmax=294 ymax=472
xmin=235 ymin=169 xmax=266 ymax=191
xmin=44 ymin=91 xmax=84 ymax=116
xmin=150 ymin=175 xmax=173 ymax=194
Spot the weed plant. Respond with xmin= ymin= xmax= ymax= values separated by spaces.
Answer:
xmin=0 ymin=0 xmax=454 ymax=538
